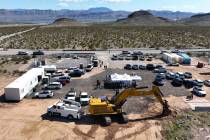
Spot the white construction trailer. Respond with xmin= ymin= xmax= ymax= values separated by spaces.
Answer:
xmin=162 ymin=53 xmax=183 ymax=64
xmin=4 ymin=68 xmax=44 ymax=101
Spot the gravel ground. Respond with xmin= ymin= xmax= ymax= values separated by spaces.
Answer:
xmin=28 ymin=68 xmax=189 ymax=114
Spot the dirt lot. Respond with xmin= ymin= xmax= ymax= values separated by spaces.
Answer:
xmin=0 ymin=52 xmax=210 ymax=140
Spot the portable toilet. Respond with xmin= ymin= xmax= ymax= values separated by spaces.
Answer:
xmin=177 ymin=53 xmax=191 ymax=65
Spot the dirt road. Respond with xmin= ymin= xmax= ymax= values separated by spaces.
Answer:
xmin=0 ymin=27 xmax=35 ymax=42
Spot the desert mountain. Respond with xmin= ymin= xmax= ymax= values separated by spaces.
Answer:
xmin=115 ymin=10 xmax=174 ymax=26
xmin=49 ymin=18 xmax=86 ymax=26
xmin=182 ymin=13 xmax=210 ymax=26
xmin=0 ymin=8 xmax=199 ymax=24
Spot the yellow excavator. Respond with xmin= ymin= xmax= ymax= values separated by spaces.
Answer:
xmin=88 ymin=86 xmax=171 ymax=125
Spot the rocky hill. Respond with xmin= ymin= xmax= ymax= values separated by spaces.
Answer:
xmin=49 ymin=18 xmax=86 ymax=26
xmin=182 ymin=13 xmax=210 ymax=26
xmin=115 ymin=10 xmax=174 ymax=26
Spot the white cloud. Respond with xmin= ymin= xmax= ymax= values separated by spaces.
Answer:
xmin=101 ymin=0 xmax=131 ymax=2
xmin=58 ymin=0 xmax=131 ymax=3
xmin=58 ymin=2 xmax=69 ymax=7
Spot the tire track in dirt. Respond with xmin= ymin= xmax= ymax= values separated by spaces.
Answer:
xmin=104 ymin=124 xmax=129 ymax=140
xmin=86 ymin=125 xmax=99 ymax=137
xmin=72 ymin=126 xmax=95 ymax=140
xmin=104 ymin=122 xmax=151 ymax=140
xmin=115 ymin=122 xmax=151 ymax=140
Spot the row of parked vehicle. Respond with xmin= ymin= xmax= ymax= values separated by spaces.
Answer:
xmin=111 ymin=50 xmax=154 ymax=61
xmin=124 ymin=63 xmax=164 ymax=71
xmin=46 ymin=88 xmax=92 ymax=120
xmin=64 ymin=88 xmax=91 ymax=106
xmin=154 ymin=71 xmax=208 ymax=97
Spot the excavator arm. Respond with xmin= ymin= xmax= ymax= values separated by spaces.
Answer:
xmin=112 ymin=86 xmax=170 ymax=116
xmin=89 ymin=86 xmax=171 ymax=119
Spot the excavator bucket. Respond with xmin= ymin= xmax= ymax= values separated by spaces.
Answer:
xmin=161 ymin=100 xmax=171 ymax=116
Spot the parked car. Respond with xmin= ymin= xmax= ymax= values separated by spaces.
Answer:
xmin=122 ymin=51 xmax=131 ymax=55
xmin=166 ymin=72 xmax=176 ymax=80
xmin=146 ymin=56 xmax=153 ymax=61
xmin=146 ymin=64 xmax=155 ymax=70
xmin=167 ymin=63 xmax=179 ymax=67
xmin=124 ymin=64 xmax=132 ymax=70
xmin=35 ymin=90 xmax=54 ymax=98
xmin=184 ymin=72 xmax=192 ymax=79
xmin=132 ymin=65 xmax=139 ymax=70
xmin=17 ymin=51 xmax=28 ymax=55
xmin=171 ymin=49 xmax=181 ymax=53
xmin=55 ymin=76 xmax=70 ymax=83
xmin=46 ymin=82 xmax=62 ymax=89
xmin=183 ymin=80 xmax=194 ymax=89
xmin=139 ymin=64 xmax=146 ymax=70
xmin=69 ymin=69 xmax=83 ymax=77
xmin=86 ymin=64 xmax=94 ymax=72
xmin=176 ymin=72 xmax=185 ymax=79
xmin=132 ymin=55 xmax=139 ymax=60
xmin=153 ymin=78 xmax=165 ymax=86
xmin=79 ymin=92 xmax=90 ymax=106
xmin=72 ymin=55 xmax=79 ymax=59
xmin=172 ymin=78 xmax=183 ymax=87
xmin=125 ymin=55 xmax=132 ymax=60
xmin=32 ymin=50 xmax=44 ymax=55
xmin=155 ymin=65 xmax=163 ymax=69
xmin=111 ymin=55 xmax=118 ymax=60
xmin=133 ymin=51 xmax=143 ymax=56
xmin=156 ymin=73 xmax=166 ymax=79
xmin=193 ymin=79 xmax=204 ymax=87
xmin=118 ymin=57 xmax=124 ymax=60
xmin=139 ymin=56 xmax=145 ymax=61
xmin=204 ymin=80 xmax=210 ymax=87
xmin=67 ymin=67 xmax=78 ymax=73
xmin=193 ymin=86 xmax=207 ymax=97
xmin=52 ymin=71 xmax=64 ymax=77
xmin=153 ymin=68 xmax=167 ymax=73
xmin=47 ymin=101 xmax=83 ymax=120
xmin=65 ymin=89 xmax=76 ymax=101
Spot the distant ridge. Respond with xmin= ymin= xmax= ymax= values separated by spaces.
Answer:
xmin=0 ymin=8 xmax=200 ymax=24
xmin=182 ymin=13 xmax=210 ymax=26
xmin=48 ymin=18 xmax=86 ymax=26
xmin=115 ymin=10 xmax=174 ymax=26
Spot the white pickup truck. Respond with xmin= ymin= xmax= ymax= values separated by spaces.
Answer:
xmin=47 ymin=100 xmax=83 ymax=120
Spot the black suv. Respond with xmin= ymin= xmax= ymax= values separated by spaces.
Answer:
xmin=33 ymin=50 xmax=45 ymax=56
xmin=146 ymin=64 xmax=155 ymax=70
xmin=124 ymin=64 xmax=132 ymax=70
xmin=172 ymin=78 xmax=183 ymax=87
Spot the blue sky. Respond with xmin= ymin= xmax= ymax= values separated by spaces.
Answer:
xmin=0 ymin=0 xmax=209 ymax=12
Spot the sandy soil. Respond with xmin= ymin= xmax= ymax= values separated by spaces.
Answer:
xmin=0 ymin=99 xmax=166 ymax=140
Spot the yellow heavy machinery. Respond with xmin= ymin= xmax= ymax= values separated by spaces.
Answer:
xmin=88 ymin=86 xmax=171 ymax=125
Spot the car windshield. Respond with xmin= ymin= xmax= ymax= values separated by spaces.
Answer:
xmin=41 ymin=92 xmax=49 ymax=94
xmin=81 ymin=95 xmax=88 ymax=98
xmin=67 ymin=95 xmax=74 ymax=97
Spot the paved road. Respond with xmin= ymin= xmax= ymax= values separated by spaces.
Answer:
xmin=0 ymin=48 xmax=210 ymax=56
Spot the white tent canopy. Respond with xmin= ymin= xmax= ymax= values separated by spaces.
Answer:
xmin=110 ymin=73 xmax=142 ymax=82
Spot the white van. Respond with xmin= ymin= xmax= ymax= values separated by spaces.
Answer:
xmin=47 ymin=82 xmax=62 ymax=89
